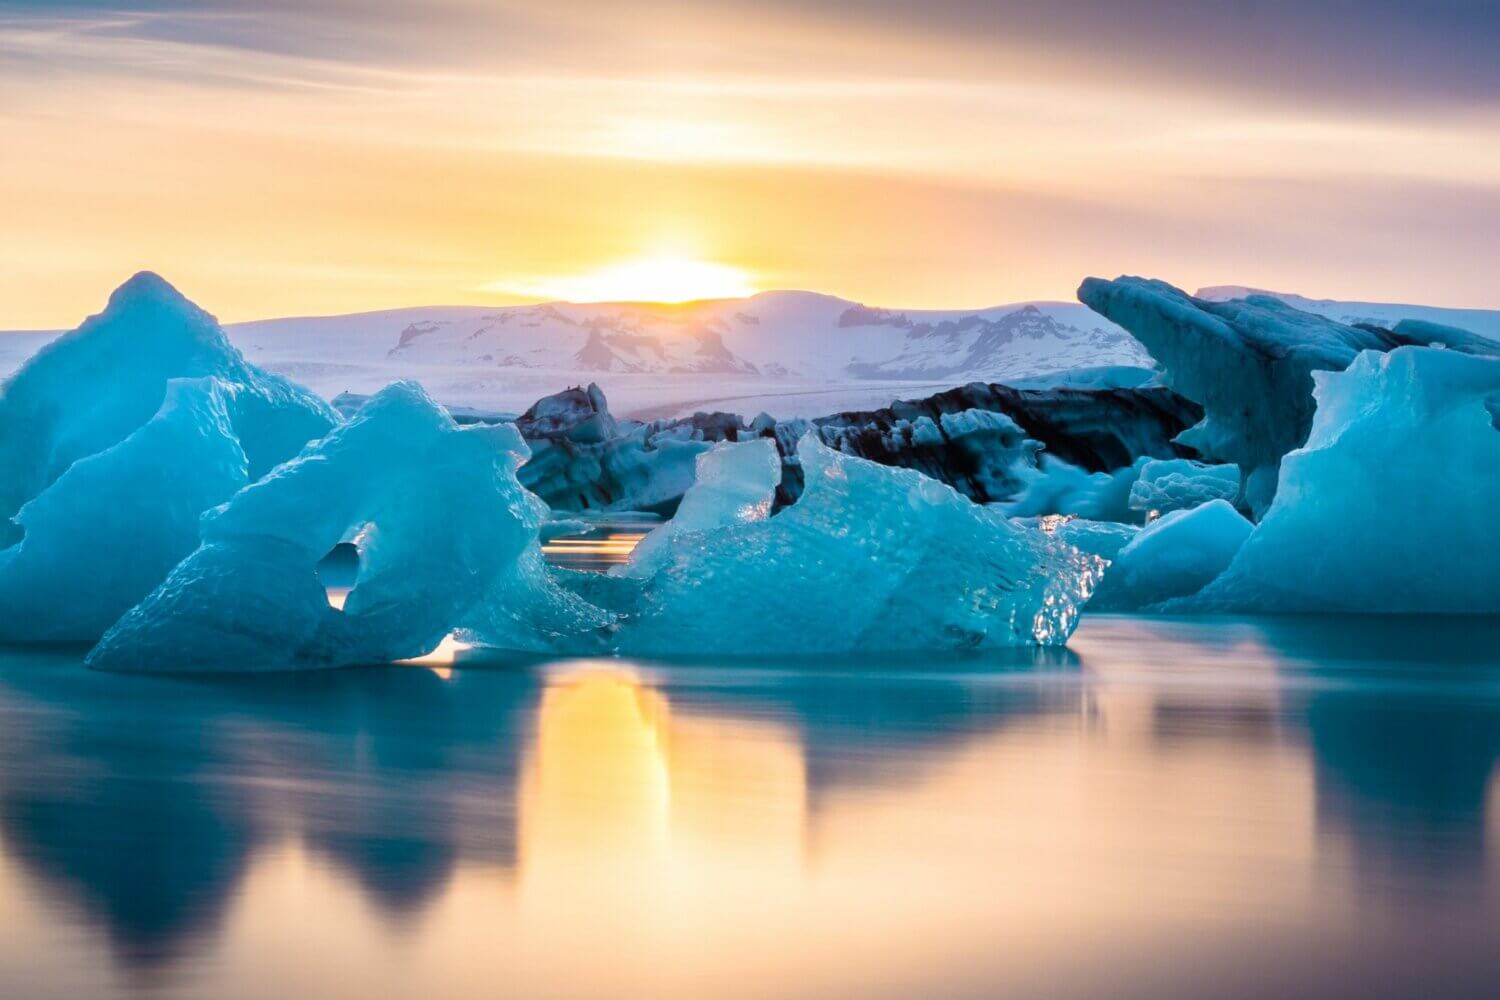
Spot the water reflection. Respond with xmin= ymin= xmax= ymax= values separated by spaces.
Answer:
xmin=0 ymin=616 xmax=1498 ymax=997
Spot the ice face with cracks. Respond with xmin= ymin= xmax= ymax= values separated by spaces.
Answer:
xmin=616 ymin=434 xmax=1104 ymax=655
xmin=87 ymin=382 xmax=609 ymax=672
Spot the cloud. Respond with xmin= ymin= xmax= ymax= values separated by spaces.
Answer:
xmin=4 ymin=0 xmax=1498 ymax=111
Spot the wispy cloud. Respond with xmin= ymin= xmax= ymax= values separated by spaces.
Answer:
xmin=0 ymin=1 xmax=1498 ymax=324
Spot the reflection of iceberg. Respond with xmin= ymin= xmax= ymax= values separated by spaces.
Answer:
xmin=0 ymin=647 xmax=1065 ymax=977
xmin=0 ymin=661 xmax=540 ymax=968
xmin=1251 ymin=617 xmax=1500 ymax=897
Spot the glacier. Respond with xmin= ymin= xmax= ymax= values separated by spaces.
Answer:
xmin=1078 ymin=276 xmax=1499 ymax=517
xmin=87 ymin=382 xmax=609 ymax=672
xmin=0 ymin=274 xmax=337 ymax=639
xmin=615 ymin=434 xmax=1105 ymax=656
xmin=1166 ymin=347 xmax=1500 ymax=614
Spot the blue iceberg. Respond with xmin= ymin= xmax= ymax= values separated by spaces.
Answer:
xmin=0 ymin=274 xmax=336 ymax=639
xmin=1170 ymin=347 xmax=1500 ymax=613
xmin=88 ymin=382 xmax=608 ymax=672
xmin=616 ymin=434 xmax=1105 ymax=655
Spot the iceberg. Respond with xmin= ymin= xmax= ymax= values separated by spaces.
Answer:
xmin=616 ymin=438 xmax=781 ymax=579
xmin=1170 ymin=347 xmax=1500 ymax=614
xmin=1041 ymin=517 xmax=1139 ymax=564
xmin=87 ymin=382 xmax=608 ymax=672
xmin=1127 ymin=458 xmax=1240 ymax=517
xmin=0 ymin=274 xmax=337 ymax=639
xmin=0 ymin=378 xmax=250 ymax=640
xmin=507 ymin=378 xmax=1198 ymax=515
xmin=1003 ymin=456 xmax=1147 ymax=524
xmin=0 ymin=272 xmax=336 ymax=547
xmin=615 ymin=434 xmax=1105 ymax=655
xmin=1090 ymin=499 xmax=1252 ymax=611
xmin=1077 ymin=276 xmax=1498 ymax=517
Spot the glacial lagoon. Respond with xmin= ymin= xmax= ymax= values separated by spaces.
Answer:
xmin=1 ymin=614 xmax=1499 ymax=999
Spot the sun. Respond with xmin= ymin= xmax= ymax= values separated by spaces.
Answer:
xmin=487 ymin=255 xmax=758 ymax=304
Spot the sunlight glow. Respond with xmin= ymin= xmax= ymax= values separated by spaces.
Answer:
xmin=396 ymin=634 xmax=469 ymax=672
xmin=487 ymin=255 xmax=757 ymax=304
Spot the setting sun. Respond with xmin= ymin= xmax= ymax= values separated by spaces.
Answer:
xmin=486 ymin=255 xmax=758 ymax=305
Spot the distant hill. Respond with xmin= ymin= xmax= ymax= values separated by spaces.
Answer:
xmin=226 ymin=290 xmax=1147 ymax=379
xmin=11 ymin=284 xmax=1496 ymax=420
xmin=214 ymin=291 xmax=1153 ymax=417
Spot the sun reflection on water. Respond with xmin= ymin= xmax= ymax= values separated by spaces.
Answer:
xmin=5 ymin=619 xmax=1500 ymax=996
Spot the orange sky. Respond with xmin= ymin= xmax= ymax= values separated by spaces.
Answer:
xmin=2 ymin=2 xmax=1499 ymax=326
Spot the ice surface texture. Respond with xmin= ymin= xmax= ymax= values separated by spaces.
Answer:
xmin=1171 ymin=347 xmax=1500 ymax=613
xmin=1092 ymin=500 xmax=1252 ymax=611
xmin=1078 ymin=277 xmax=1498 ymax=517
xmin=617 ymin=438 xmax=781 ymax=579
xmin=1004 ymin=456 xmax=1148 ymax=524
xmin=88 ymin=382 xmax=609 ymax=672
xmin=0 ymin=274 xmax=337 ymax=639
xmin=616 ymin=434 xmax=1104 ymax=655
xmin=1127 ymin=459 xmax=1240 ymax=517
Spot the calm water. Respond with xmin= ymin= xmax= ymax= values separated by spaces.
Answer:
xmin=2 ymin=616 xmax=1500 ymax=998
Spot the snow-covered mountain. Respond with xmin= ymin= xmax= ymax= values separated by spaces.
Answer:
xmin=210 ymin=291 xmax=1151 ymax=417
xmin=1195 ymin=287 xmax=1500 ymax=341
xmin=232 ymin=291 xmax=1146 ymax=379
xmin=11 ymin=283 xmax=1496 ymax=421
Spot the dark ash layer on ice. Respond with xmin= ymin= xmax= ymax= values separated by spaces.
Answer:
xmin=426 ymin=379 xmax=1203 ymax=515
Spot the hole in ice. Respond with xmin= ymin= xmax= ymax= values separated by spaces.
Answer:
xmin=316 ymin=541 xmax=361 ymax=611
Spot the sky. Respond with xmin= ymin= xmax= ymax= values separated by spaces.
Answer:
xmin=2 ymin=0 xmax=1499 ymax=326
